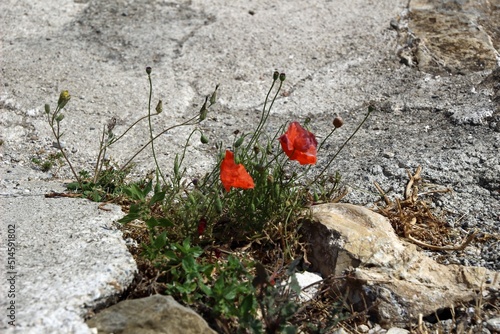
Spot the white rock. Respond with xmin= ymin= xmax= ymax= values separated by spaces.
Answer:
xmin=358 ymin=324 xmax=370 ymax=332
xmin=386 ymin=328 xmax=409 ymax=334
xmin=295 ymin=271 xmax=322 ymax=302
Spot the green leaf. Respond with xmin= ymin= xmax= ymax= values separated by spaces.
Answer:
xmin=223 ymin=288 xmax=236 ymax=301
xmin=156 ymin=217 xmax=174 ymax=227
xmin=154 ymin=181 xmax=161 ymax=194
xmin=240 ymin=294 xmax=255 ymax=316
xmin=198 ymin=281 xmax=213 ymax=297
xmin=118 ymin=204 xmax=142 ymax=224
xmin=282 ymin=326 xmax=297 ymax=334
xmin=153 ymin=231 xmax=167 ymax=249
xmin=164 ymin=250 xmax=177 ymax=260
xmin=149 ymin=191 xmax=165 ymax=206
xmin=124 ymin=183 xmax=145 ymax=200
xmin=145 ymin=217 xmax=158 ymax=228
xmin=143 ymin=180 xmax=153 ymax=197
xmin=288 ymin=274 xmax=301 ymax=296
xmin=182 ymin=256 xmax=197 ymax=273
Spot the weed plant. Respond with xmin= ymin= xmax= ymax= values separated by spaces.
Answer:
xmin=45 ymin=68 xmax=372 ymax=333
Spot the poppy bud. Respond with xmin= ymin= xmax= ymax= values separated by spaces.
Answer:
xmin=57 ymin=90 xmax=71 ymax=109
xmin=333 ymin=116 xmax=344 ymax=128
xmin=274 ymin=183 xmax=280 ymax=196
xmin=279 ymin=73 xmax=286 ymax=82
xmin=155 ymin=100 xmax=163 ymax=114
xmin=255 ymin=164 xmax=265 ymax=172
xmin=210 ymin=84 xmax=219 ymax=105
xmin=214 ymin=195 xmax=223 ymax=214
xmin=173 ymin=155 xmax=180 ymax=177
xmin=199 ymin=96 xmax=208 ymax=121
xmin=44 ymin=104 xmax=50 ymax=114
xmin=55 ymin=114 xmax=64 ymax=123
xmin=234 ymin=136 xmax=244 ymax=148
xmin=273 ymin=71 xmax=279 ymax=81
xmin=188 ymin=193 xmax=196 ymax=205
xmin=200 ymin=134 xmax=209 ymax=144
xmin=146 ymin=67 xmax=152 ymax=75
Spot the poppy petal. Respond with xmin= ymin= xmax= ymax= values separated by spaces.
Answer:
xmin=220 ymin=150 xmax=255 ymax=192
xmin=279 ymin=122 xmax=317 ymax=165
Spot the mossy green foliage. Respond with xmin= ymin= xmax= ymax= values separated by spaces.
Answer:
xmin=46 ymin=68 xmax=371 ymax=333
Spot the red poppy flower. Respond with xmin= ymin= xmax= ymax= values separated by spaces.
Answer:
xmin=220 ymin=150 xmax=255 ymax=192
xmin=278 ymin=121 xmax=318 ymax=165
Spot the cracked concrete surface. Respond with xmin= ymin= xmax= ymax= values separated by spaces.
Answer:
xmin=0 ymin=0 xmax=499 ymax=332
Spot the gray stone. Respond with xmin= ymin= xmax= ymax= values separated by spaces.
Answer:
xmin=486 ymin=317 xmax=500 ymax=333
xmin=86 ymin=294 xmax=217 ymax=334
xmin=302 ymin=203 xmax=500 ymax=328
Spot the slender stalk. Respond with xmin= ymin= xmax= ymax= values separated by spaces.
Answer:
xmin=245 ymin=75 xmax=278 ymax=153
xmin=146 ymin=73 xmax=166 ymax=184
xmin=48 ymin=106 xmax=83 ymax=189
xmin=119 ymin=114 xmax=200 ymax=173
xmin=311 ymin=106 xmax=373 ymax=184
xmin=108 ymin=114 xmax=154 ymax=145
xmin=93 ymin=125 xmax=107 ymax=183
xmin=317 ymin=127 xmax=338 ymax=153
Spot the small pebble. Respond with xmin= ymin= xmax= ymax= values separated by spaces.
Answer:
xmin=358 ymin=324 xmax=370 ymax=333
xmin=386 ymin=328 xmax=409 ymax=334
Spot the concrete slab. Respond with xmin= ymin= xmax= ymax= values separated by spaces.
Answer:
xmin=0 ymin=168 xmax=136 ymax=333
xmin=0 ymin=0 xmax=499 ymax=332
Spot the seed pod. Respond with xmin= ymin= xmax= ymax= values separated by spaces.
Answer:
xmin=146 ymin=67 xmax=152 ymax=75
xmin=234 ymin=136 xmax=244 ymax=148
xmin=44 ymin=104 xmax=50 ymax=114
xmin=209 ymin=84 xmax=219 ymax=105
xmin=200 ymin=134 xmax=209 ymax=144
xmin=333 ymin=116 xmax=344 ymax=128
xmin=199 ymin=96 xmax=208 ymax=121
xmin=273 ymin=71 xmax=279 ymax=81
xmin=155 ymin=100 xmax=163 ymax=114
xmin=173 ymin=155 xmax=180 ymax=177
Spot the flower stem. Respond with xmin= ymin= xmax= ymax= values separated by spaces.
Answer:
xmin=48 ymin=106 xmax=83 ymax=189
xmin=119 ymin=114 xmax=199 ymax=173
xmin=311 ymin=105 xmax=374 ymax=185
xmin=146 ymin=73 xmax=166 ymax=184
